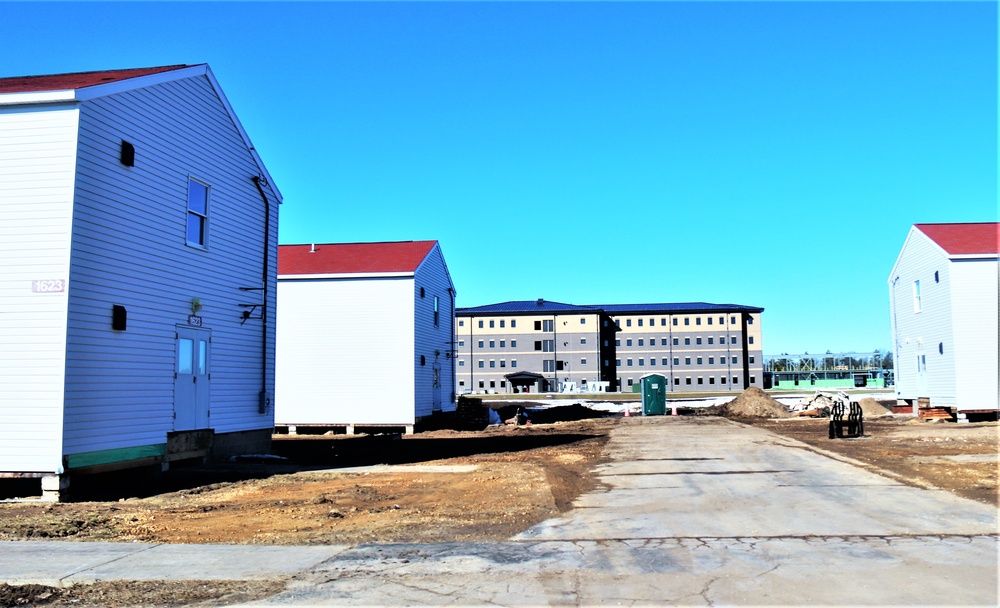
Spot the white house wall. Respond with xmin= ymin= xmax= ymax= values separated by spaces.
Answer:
xmin=0 ymin=104 xmax=78 ymax=473
xmin=62 ymin=74 xmax=277 ymax=459
xmin=950 ymin=258 xmax=999 ymax=411
xmin=413 ymin=244 xmax=457 ymax=417
xmin=889 ymin=229 xmax=956 ymax=405
xmin=276 ymin=277 xmax=416 ymax=425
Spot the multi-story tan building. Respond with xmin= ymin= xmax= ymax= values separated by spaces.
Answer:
xmin=599 ymin=303 xmax=764 ymax=392
xmin=456 ymin=300 xmax=764 ymax=394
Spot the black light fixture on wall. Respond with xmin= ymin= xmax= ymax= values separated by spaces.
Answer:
xmin=112 ymin=305 xmax=127 ymax=331
xmin=120 ymin=140 xmax=135 ymax=167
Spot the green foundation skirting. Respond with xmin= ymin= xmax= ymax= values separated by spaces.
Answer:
xmin=65 ymin=443 xmax=167 ymax=470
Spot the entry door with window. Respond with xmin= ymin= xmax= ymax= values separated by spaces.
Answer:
xmin=915 ymin=353 xmax=928 ymax=396
xmin=174 ymin=326 xmax=211 ymax=430
xmin=432 ymin=364 xmax=442 ymax=411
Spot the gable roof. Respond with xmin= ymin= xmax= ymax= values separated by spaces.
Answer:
xmin=278 ymin=241 xmax=440 ymax=276
xmin=915 ymin=223 xmax=999 ymax=257
xmin=0 ymin=64 xmax=281 ymax=204
xmin=0 ymin=65 xmax=190 ymax=94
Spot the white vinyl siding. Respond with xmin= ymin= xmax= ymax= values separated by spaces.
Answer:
xmin=950 ymin=259 xmax=999 ymax=411
xmin=276 ymin=277 xmax=416 ymax=425
xmin=0 ymin=105 xmax=78 ymax=472
xmin=62 ymin=74 xmax=277 ymax=456
xmin=890 ymin=229 xmax=954 ymax=403
xmin=413 ymin=244 xmax=457 ymax=417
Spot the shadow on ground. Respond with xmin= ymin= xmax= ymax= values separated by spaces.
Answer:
xmin=23 ymin=431 xmax=601 ymax=503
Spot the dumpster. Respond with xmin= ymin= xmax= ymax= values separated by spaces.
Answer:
xmin=639 ymin=374 xmax=667 ymax=416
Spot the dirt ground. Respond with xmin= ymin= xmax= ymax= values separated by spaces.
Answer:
xmin=1 ymin=406 xmax=996 ymax=607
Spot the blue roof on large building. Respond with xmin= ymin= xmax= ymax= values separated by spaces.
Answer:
xmin=457 ymin=300 xmax=603 ymax=315
xmin=457 ymin=300 xmax=763 ymax=315
xmin=595 ymin=302 xmax=764 ymax=314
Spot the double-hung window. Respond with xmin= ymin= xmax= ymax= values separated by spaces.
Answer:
xmin=186 ymin=178 xmax=210 ymax=247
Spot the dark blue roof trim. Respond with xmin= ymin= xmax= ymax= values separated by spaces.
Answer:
xmin=457 ymin=300 xmax=763 ymax=315
xmin=457 ymin=300 xmax=604 ymax=315
xmin=595 ymin=302 xmax=764 ymax=314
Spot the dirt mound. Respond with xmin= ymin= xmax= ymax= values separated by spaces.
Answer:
xmin=718 ymin=387 xmax=791 ymax=418
xmin=858 ymin=397 xmax=891 ymax=418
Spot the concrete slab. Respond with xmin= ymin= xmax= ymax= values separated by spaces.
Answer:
xmin=0 ymin=541 xmax=349 ymax=586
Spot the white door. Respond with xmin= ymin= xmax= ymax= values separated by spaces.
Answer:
xmin=432 ymin=364 xmax=442 ymax=411
xmin=915 ymin=353 xmax=928 ymax=396
xmin=174 ymin=326 xmax=211 ymax=430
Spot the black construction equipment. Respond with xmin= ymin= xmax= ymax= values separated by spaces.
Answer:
xmin=828 ymin=398 xmax=864 ymax=439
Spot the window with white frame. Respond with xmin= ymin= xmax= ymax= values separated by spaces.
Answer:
xmin=913 ymin=280 xmax=922 ymax=313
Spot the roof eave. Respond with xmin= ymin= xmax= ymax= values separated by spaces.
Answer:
xmin=278 ymin=272 xmax=416 ymax=280
xmin=0 ymin=89 xmax=78 ymax=107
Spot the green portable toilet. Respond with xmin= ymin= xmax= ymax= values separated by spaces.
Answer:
xmin=640 ymin=373 xmax=667 ymax=416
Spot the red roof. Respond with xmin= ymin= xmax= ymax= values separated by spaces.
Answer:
xmin=0 ymin=65 xmax=191 ymax=94
xmin=279 ymin=241 xmax=438 ymax=275
xmin=915 ymin=223 xmax=999 ymax=256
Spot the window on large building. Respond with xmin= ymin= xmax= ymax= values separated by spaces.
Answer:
xmin=696 ymin=357 xmax=702 ymax=365
xmin=627 ymin=378 xmax=634 ymax=386
xmin=500 ymin=340 xmax=505 ymax=347
xmin=672 ymin=318 xmax=678 ymax=326
xmin=684 ymin=318 xmax=690 ymax=326
xmin=459 ymin=360 xmax=465 ymax=367
xmin=637 ymin=319 xmax=643 ymax=327
xmin=709 ymin=377 xmax=715 ymax=384
xmin=543 ymin=340 xmax=554 ymax=352
xmin=697 ymin=377 xmax=703 ymax=384
xmin=684 ymin=338 xmax=691 ymax=345
xmin=661 ymin=338 xmax=668 ymax=346
xmin=186 ymin=178 xmax=210 ymax=247
xmin=638 ymin=359 xmax=644 ymax=366
xmin=708 ymin=337 xmax=714 ymax=345
xmin=627 ymin=339 xmax=633 ymax=346
xmin=708 ymin=357 xmax=714 ymax=364
xmin=733 ymin=376 xmax=739 ymax=384
xmin=511 ymin=320 xmax=516 ymax=328
xmin=685 ymin=357 xmax=691 ymax=365
xmin=479 ymin=381 xmax=484 ymax=388
xmin=673 ymin=357 xmax=679 ymax=365
xmin=696 ymin=318 xmax=701 ymax=326
xmin=500 ymin=360 xmax=506 ymax=367
xmin=661 ymin=318 xmax=667 ymax=326
xmin=749 ymin=356 xmax=755 ymax=363
xmin=543 ymin=319 xmax=553 ymax=331
xmin=731 ymin=316 xmax=737 ymax=324
xmin=511 ymin=359 xmax=517 ymax=368
xmin=749 ymin=336 xmax=754 ymax=345
xmin=616 ymin=339 xmax=621 ymax=346
xmin=750 ymin=376 xmax=756 ymax=384
xmin=500 ymin=320 xmax=505 ymax=328
xmin=489 ymin=320 xmax=494 ymax=328
xmin=459 ymin=320 xmax=464 ymax=327
xmin=581 ymin=358 xmax=587 ymax=365
xmin=720 ymin=376 xmax=726 ymax=384
xmin=478 ymin=320 xmax=483 ymax=328
xmin=674 ymin=377 xmax=680 ymax=385
xmin=731 ymin=337 xmax=737 ymax=344
xmin=638 ymin=339 xmax=644 ymax=346
xmin=616 ymin=359 xmax=622 ymax=366
xmin=543 ymin=360 xmax=555 ymax=372
xmin=627 ymin=359 xmax=633 ymax=366
xmin=511 ymin=340 xmax=517 ymax=347
xmin=489 ymin=360 xmax=495 ymax=368
xmin=685 ymin=377 xmax=691 ymax=385
xmin=748 ymin=317 xmax=754 ymax=324
xmin=478 ymin=340 xmax=484 ymax=348
xmin=478 ymin=360 xmax=484 ymax=368
xmin=673 ymin=338 xmax=679 ymax=346
xmin=535 ymin=341 xmax=541 ymax=350
xmin=696 ymin=338 xmax=702 ymax=345
xmin=458 ymin=340 xmax=465 ymax=347
xmin=707 ymin=317 xmax=713 ymax=325
xmin=732 ymin=356 xmax=738 ymax=364
xmin=580 ymin=317 xmax=586 ymax=324
xmin=581 ymin=338 xmax=587 ymax=344
xmin=489 ymin=340 xmax=495 ymax=348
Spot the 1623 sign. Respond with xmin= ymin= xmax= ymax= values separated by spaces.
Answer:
xmin=32 ymin=279 xmax=66 ymax=293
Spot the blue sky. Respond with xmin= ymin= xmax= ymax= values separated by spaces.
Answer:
xmin=2 ymin=1 xmax=996 ymax=355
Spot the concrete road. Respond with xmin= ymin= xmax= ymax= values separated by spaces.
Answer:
xmin=2 ymin=417 xmax=996 ymax=605
xmin=251 ymin=417 xmax=998 ymax=606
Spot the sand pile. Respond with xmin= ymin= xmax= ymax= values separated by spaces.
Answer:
xmin=718 ymin=387 xmax=791 ymax=418
xmin=858 ymin=397 xmax=892 ymax=418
